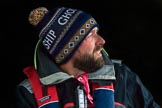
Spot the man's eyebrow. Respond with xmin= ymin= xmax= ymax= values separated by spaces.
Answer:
xmin=87 ymin=27 xmax=98 ymax=37
xmin=87 ymin=32 xmax=92 ymax=37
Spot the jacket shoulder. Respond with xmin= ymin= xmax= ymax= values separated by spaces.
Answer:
xmin=111 ymin=59 xmax=122 ymax=65
xmin=111 ymin=59 xmax=135 ymax=75
xmin=18 ymin=79 xmax=33 ymax=94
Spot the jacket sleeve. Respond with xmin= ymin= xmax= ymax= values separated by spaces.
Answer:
xmin=114 ymin=62 xmax=160 ymax=108
xmin=15 ymin=79 xmax=37 ymax=108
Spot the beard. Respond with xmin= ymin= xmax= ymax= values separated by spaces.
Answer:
xmin=73 ymin=53 xmax=105 ymax=73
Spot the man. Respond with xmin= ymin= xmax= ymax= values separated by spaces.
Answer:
xmin=16 ymin=6 xmax=160 ymax=108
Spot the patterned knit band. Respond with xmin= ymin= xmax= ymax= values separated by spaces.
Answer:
xmin=36 ymin=7 xmax=99 ymax=64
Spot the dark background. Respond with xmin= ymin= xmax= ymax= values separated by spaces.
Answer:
xmin=2 ymin=0 xmax=162 ymax=107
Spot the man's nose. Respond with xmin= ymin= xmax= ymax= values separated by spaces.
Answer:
xmin=96 ymin=34 xmax=105 ymax=46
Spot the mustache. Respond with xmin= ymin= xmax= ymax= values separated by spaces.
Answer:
xmin=94 ymin=45 xmax=104 ymax=52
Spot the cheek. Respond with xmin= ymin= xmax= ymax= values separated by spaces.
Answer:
xmin=81 ymin=42 xmax=94 ymax=54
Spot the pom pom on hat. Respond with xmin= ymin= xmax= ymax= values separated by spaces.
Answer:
xmin=29 ymin=6 xmax=99 ymax=65
xmin=28 ymin=7 xmax=48 ymax=26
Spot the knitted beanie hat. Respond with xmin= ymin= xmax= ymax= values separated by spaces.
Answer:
xmin=28 ymin=6 xmax=99 ymax=65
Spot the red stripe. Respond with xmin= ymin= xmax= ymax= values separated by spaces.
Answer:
xmin=64 ymin=102 xmax=74 ymax=108
xmin=92 ymin=83 xmax=114 ymax=90
xmin=114 ymin=102 xmax=126 ymax=107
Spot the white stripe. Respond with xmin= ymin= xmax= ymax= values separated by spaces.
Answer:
xmin=95 ymin=88 xmax=114 ymax=92
xmin=39 ymin=100 xmax=59 ymax=108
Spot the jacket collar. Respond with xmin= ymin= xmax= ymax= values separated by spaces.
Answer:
xmin=36 ymin=46 xmax=115 ymax=85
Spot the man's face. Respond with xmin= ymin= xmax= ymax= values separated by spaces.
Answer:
xmin=73 ymin=27 xmax=106 ymax=73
